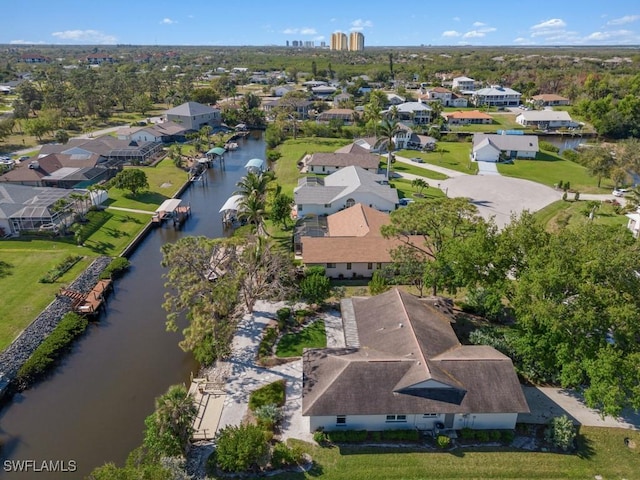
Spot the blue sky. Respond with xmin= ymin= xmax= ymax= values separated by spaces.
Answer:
xmin=3 ymin=1 xmax=640 ymax=47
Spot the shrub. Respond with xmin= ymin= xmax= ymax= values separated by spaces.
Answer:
xmin=299 ymin=274 xmax=331 ymax=305
xmin=99 ymin=257 xmax=131 ymax=279
xmin=368 ymin=270 xmax=390 ymax=295
xmin=475 ymin=430 xmax=490 ymax=442
xmin=371 ymin=431 xmax=382 ymax=442
xmin=460 ymin=427 xmax=474 ymax=440
xmin=462 ymin=286 xmax=504 ymax=322
xmin=271 ymin=442 xmax=303 ymax=468
xmin=249 ymin=380 xmax=286 ymax=411
xmin=327 ymin=430 xmax=368 ymax=443
xmin=490 ymin=430 xmax=502 ymax=441
xmin=436 ymin=435 xmax=451 ymax=449
xmin=501 ymin=430 xmax=515 ymax=443
xmin=16 ymin=312 xmax=88 ymax=386
xmin=215 ymin=424 xmax=269 ymax=472
xmin=545 ymin=415 xmax=576 ymax=451
xmin=539 ymin=141 xmax=560 ymax=153
xmin=39 ymin=255 xmax=83 ymax=283
xmin=313 ymin=430 xmax=329 ymax=445
xmin=276 ymin=307 xmax=292 ymax=330
xmin=254 ymin=403 xmax=283 ymax=430
xmin=381 ymin=429 xmax=420 ymax=441
xmin=258 ymin=326 xmax=279 ymax=360
xmin=304 ymin=265 xmax=326 ymax=277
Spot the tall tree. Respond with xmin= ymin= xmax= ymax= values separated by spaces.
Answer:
xmin=111 ymin=168 xmax=149 ymax=196
xmin=375 ymin=118 xmax=401 ymax=181
xmin=580 ymin=144 xmax=615 ymax=188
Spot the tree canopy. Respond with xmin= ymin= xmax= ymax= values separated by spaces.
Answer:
xmin=111 ymin=168 xmax=149 ymax=196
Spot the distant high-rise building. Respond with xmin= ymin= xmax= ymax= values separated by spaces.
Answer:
xmin=320 ymin=41 xmax=326 ymax=48
xmin=304 ymin=41 xmax=314 ymax=48
xmin=286 ymin=40 xmax=290 ymax=47
xmin=330 ymin=32 xmax=348 ymax=51
xmin=292 ymin=40 xmax=299 ymax=47
xmin=349 ymin=32 xmax=365 ymax=51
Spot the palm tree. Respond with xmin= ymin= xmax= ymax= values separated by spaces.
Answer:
xmin=199 ymin=125 xmax=212 ymax=150
xmin=411 ymin=178 xmax=429 ymax=196
xmin=234 ymin=171 xmax=274 ymax=201
xmin=375 ymin=118 xmax=402 ymax=181
xmin=153 ymin=384 xmax=197 ymax=456
xmin=238 ymin=192 xmax=267 ymax=236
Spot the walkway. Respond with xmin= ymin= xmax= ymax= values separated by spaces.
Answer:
xmin=476 ymin=160 xmax=500 ymax=176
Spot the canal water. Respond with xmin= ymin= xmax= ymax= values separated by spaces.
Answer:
xmin=0 ymin=132 xmax=265 ymax=479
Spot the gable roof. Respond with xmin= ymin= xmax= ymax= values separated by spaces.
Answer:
xmin=474 ymin=86 xmax=521 ymax=96
xmin=306 ymin=152 xmax=379 ymax=170
xmin=531 ymin=93 xmax=569 ymax=102
xmin=303 ymin=289 xmax=529 ymax=416
xmin=327 ymin=203 xmax=389 ymax=237
xmin=472 ymin=133 xmax=539 ymax=152
xmin=396 ymin=102 xmax=432 ymax=113
xmin=164 ymin=101 xmax=219 ymax=117
xmin=517 ymin=110 xmax=573 ymax=122
xmin=444 ymin=110 xmax=493 ymax=120
xmin=334 ymin=143 xmax=371 ymax=155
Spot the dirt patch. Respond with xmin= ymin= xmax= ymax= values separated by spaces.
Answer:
xmin=160 ymin=182 xmax=173 ymax=188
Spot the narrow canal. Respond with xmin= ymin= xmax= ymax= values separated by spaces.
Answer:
xmin=0 ymin=132 xmax=265 ymax=479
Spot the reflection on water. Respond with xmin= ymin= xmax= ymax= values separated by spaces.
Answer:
xmin=0 ymin=133 xmax=266 ymax=479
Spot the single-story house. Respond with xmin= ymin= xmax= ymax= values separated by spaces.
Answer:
xmin=316 ymin=109 xmax=357 ymax=125
xmin=529 ymin=94 xmax=570 ymax=107
xmin=472 ymin=133 xmax=539 ymax=162
xmin=311 ymin=85 xmax=337 ymax=98
xmin=273 ymin=85 xmax=296 ymax=97
xmin=515 ymin=110 xmax=579 ymax=130
xmin=298 ymin=204 xmax=421 ymax=278
xmin=38 ymin=137 xmax=163 ymax=166
xmin=387 ymin=93 xmax=406 ymax=105
xmin=444 ymin=110 xmax=494 ymax=125
xmin=333 ymin=93 xmax=353 ymax=107
xmin=163 ymin=102 xmax=221 ymax=132
xmin=0 ymin=184 xmax=88 ymax=236
xmin=626 ymin=212 xmax=640 ymax=238
xmin=117 ymin=121 xmax=188 ymax=144
xmin=472 ymin=86 xmax=521 ymax=107
xmin=303 ymin=288 xmax=529 ymax=432
xmin=305 ymin=152 xmax=380 ymax=174
xmin=294 ymin=166 xmax=398 ymax=218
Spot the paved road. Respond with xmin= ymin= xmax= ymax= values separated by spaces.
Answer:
xmin=441 ymin=175 xmax=562 ymax=228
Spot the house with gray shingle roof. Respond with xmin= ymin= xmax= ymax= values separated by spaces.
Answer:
xmin=163 ymin=102 xmax=221 ymax=132
xmin=472 ymin=133 xmax=539 ymax=162
xmin=515 ymin=110 xmax=579 ymax=130
xmin=303 ymin=288 xmax=529 ymax=433
xmin=294 ymin=166 xmax=398 ymax=218
xmin=306 ymin=152 xmax=380 ymax=174
xmin=472 ymin=85 xmax=521 ymax=107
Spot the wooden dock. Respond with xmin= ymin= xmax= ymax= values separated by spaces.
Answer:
xmin=60 ymin=279 xmax=113 ymax=316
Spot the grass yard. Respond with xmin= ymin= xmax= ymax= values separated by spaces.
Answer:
xmin=497 ymin=152 xmax=610 ymax=194
xmin=383 ymin=158 xmax=449 ymax=181
xmin=105 ymin=157 xmax=188 ymax=211
xmin=276 ymin=320 xmax=326 ymax=357
xmin=447 ymin=113 xmax=525 ymax=133
xmin=78 ymin=210 xmax=151 ymax=256
xmin=534 ymin=200 xmax=629 ymax=233
xmin=390 ymin=178 xmax=445 ymax=200
xmin=277 ymin=427 xmax=640 ymax=480
xmin=399 ymin=142 xmax=478 ymax=175
xmin=0 ymin=242 xmax=94 ymax=349
xmin=273 ymin=137 xmax=352 ymax=195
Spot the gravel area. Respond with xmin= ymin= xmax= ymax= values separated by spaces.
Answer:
xmin=0 ymin=256 xmax=112 ymax=397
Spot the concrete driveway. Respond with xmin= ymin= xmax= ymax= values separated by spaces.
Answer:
xmin=441 ymin=175 xmax=562 ymax=228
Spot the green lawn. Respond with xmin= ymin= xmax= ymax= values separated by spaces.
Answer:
xmin=0 ymin=242 xmax=94 ymax=349
xmin=390 ymin=178 xmax=445 ymax=200
xmin=276 ymin=320 xmax=327 ymax=357
xmin=399 ymin=142 xmax=478 ymax=175
xmin=273 ymin=137 xmax=352 ymax=196
xmin=276 ymin=426 xmax=640 ymax=480
xmin=497 ymin=152 xmax=611 ymax=194
xmin=79 ymin=210 xmax=152 ymax=256
xmin=534 ymin=200 xmax=629 ymax=233
xmin=384 ymin=158 xmax=449 ymax=181
xmin=106 ymin=158 xmax=189 ymax=211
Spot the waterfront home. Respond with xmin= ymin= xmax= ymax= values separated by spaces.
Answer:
xmin=303 ymin=289 xmax=529 ymax=432
xmin=163 ymin=102 xmax=222 ymax=132
xmin=472 ymin=133 xmax=539 ymax=162
xmin=472 ymin=86 xmax=522 ymax=108
xmin=515 ymin=110 xmax=579 ymax=130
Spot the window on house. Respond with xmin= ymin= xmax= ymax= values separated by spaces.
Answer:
xmin=326 ymin=263 xmax=336 ymax=269
xmin=298 ymin=205 xmax=303 ymax=211
xmin=346 ymin=198 xmax=355 ymax=208
xmin=423 ymin=413 xmax=438 ymax=418
xmin=376 ymin=263 xmax=382 ymax=269
xmin=386 ymin=415 xmax=407 ymax=422
xmin=346 ymin=263 xmax=352 ymax=270
xmin=324 ymin=203 xmax=331 ymax=208
xmin=367 ymin=263 xmax=373 ymax=270
xmin=336 ymin=415 xmax=346 ymax=425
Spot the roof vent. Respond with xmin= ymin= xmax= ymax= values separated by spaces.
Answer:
xmin=398 ymin=323 xmax=404 ymax=328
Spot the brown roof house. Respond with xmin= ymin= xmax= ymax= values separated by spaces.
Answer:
xmin=444 ymin=110 xmax=494 ymax=126
xmin=303 ymin=289 xmax=529 ymax=433
xmin=305 ymin=152 xmax=380 ymax=175
xmin=297 ymin=203 xmax=420 ymax=279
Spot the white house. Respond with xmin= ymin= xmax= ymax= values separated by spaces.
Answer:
xmin=472 ymin=86 xmax=521 ymax=107
xmin=118 ymin=121 xmax=188 ymax=143
xmin=303 ymin=289 xmax=529 ymax=433
xmin=452 ymin=76 xmax=476 ymax=91
xmin=626 ymin=212 xmax=640 ymax=238
xmin=515 ymin=110 xmax=579 ymax=130
xmin=273 ymin=85 xmax=296 ymax=97
xmin=386 ymin=93 xmax=406 ymax=105
xmin=529 ymin=94 xmax=570 ymax=107
xmin=163 ymin=102 xmax=221 ymax=132
xmin=393 ymin=102 xmax=432 ymax=125
xmin=305 ymin=152 xmax=380 ymax=174
xmin=472 ymin=133 xmax=539 ymax=162
xmin=294 ymin=166 xmax=398 ymax=218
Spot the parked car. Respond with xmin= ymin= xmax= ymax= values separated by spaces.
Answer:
xmin=398 ymin=198 xmax=415 ymax=206
xmin=613 ymin=188 xmax=629 ymax=197
xmin=410 ymin=157 xmax=424 ymax=163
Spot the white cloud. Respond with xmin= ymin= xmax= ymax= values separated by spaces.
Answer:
xmin=351 ymin=19 xmax=373 ymax=31
xmin=463 ymin=30 xmax=486 ymax=39
xmin=442 ymin=30 xmax=461 ymax=37
xmin=51 ymin=29 xmax=117 ymax=44
xmin=282 ymin=27 xmax=317 ymax=35
xmin=10 ymin=39 xmax=46 ymax=44
xmin=160 ymin=18 xmax=176 ymax=25
xmin=513 ymin=37 xmax=534 ymax=45
xmin=452 ymin=16 xmax=460 ymax=21
xmin=531 ymin=18 xmax=566 ymax=30
xmin=607 ymin=15 xmax=640 ymax=26
xmin=472 ymin=21 xmax=486 ymax=27
xmin=313 ymin=35 xmax=325 ymax=41
xmin=585 ymin=29 xmax=639 ymax=43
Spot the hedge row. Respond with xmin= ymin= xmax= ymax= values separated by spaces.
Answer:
xmin=39 ymin=255 xmax=83 ymax=283
xmin=16 ymin=312 xmax=88 ymax=386
xmin=99 ymin=257 xmax=131 ymax=280
xmin=460 ymin=428 xmax=514 ymax=443
xmin=324 ymin=429 xmax=421 ymax=443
